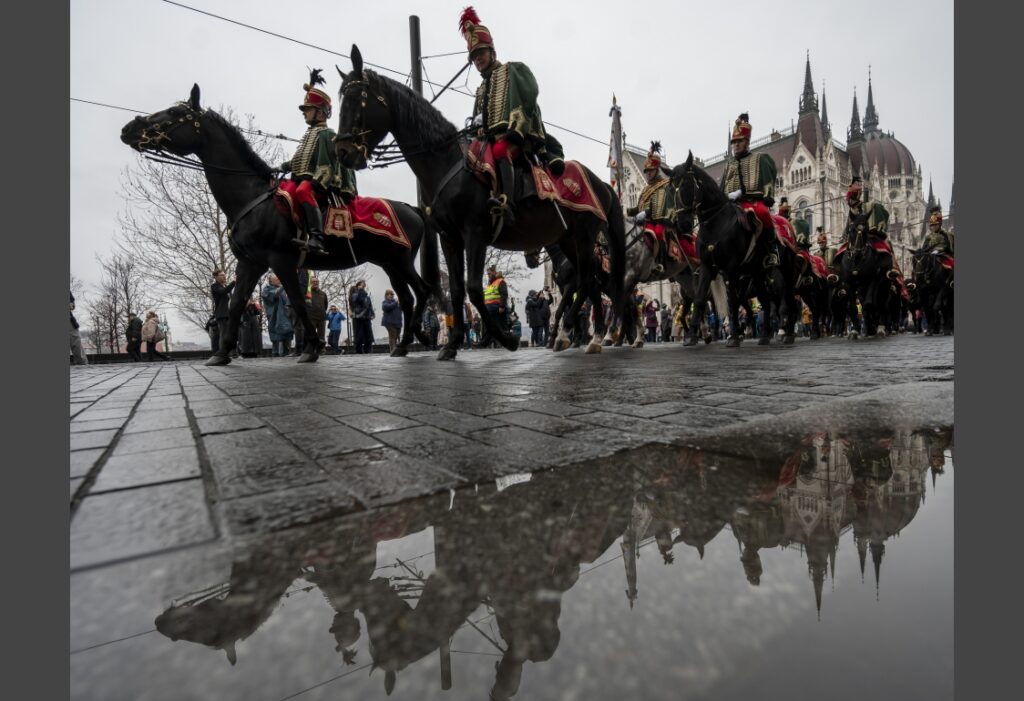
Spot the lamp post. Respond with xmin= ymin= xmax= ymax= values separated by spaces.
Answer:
xmin=820 ymin=173 xmax=827 ymax=244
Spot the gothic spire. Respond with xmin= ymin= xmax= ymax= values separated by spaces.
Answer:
xmin=871 ymin=541 xmax=885 ymax=601
xmin=848 ymin=88 xmax=864 ymax=142
xmin=864 ymin=66 xmax=880 ymax=132
xmin=799 ymin=50 xmax=818 ymax=115
xmin=927 ymin=178 xmax=935 ymax=207
xmin=821 ymin=80 xmax=830 ymax=136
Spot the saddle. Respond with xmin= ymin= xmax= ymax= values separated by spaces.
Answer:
xmin=467 ymin=140 xmax=606 ymax=221
xmin=272 ymin=189 xmax=412 ymax=249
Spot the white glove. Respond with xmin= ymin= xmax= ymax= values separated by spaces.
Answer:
xmin=728 ymin=189 xmax=742 ymax=201
xmin=472 ymin=113 xmax=483 ymax=127
xmin=635 ymin=211 xmax=647 ymax=223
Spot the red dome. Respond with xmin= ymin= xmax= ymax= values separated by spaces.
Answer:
xmin=850 ymin=130 xmax=916 ymax=176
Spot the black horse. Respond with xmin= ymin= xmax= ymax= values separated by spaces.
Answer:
xmin=120 ymin=84 xmax=441 ymax=365
xmin=794 ymin=255 xmax=830 ymax=339
xmin=669 ymin=152 xmax=799 ymax=348
xmin=909 ymin=250 xmax=954 ymax=335
xmin=831 ymin=212 xmax=895 ymax=339
xmin=333 ymin=46 xmax=626 ymax=360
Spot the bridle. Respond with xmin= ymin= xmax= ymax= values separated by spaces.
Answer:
xmin=335 ymin=72 xmax=389 ymax=165
xmin=133 ymin=102 xmax=202 ymax=152
xmin=672 ymin=168 xmax=728 ymax=235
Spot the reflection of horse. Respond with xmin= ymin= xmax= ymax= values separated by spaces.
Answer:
xmin=334 ymin=46 xmax=626 ymax=359
xmin=832 ymin=211 xmax=894 ymax=338
xmin=670 ymin=153 xmax=799 ymax=347
xmin=119 ymin=84 xmax=440 ymax=364
xmin=909 ymin=250 xmax=954 ymax=336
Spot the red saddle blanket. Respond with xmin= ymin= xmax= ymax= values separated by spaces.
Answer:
xmin=467 ymin=140 xmax=606 ymax=221
xmin=677 ymin=233 xmax=698 ymax=265
xmin=275 ymin=190 xmax=411 ymax=249
xmin=804 ymin=253 xmax=828 ymax=279
xmin=836 ymin=239 xmax=893 ymax=256
xmin=772 ymin=214 xmax=798 ymax=252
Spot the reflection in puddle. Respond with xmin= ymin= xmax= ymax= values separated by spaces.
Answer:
xmin=152 ymin=426 xmax=953 ymax=700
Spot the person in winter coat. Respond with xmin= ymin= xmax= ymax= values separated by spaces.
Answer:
xmin=326 ymin=305 xmax=346 ymax=354
xmin=261 ymin=275 xmax=293 ymax=357
xmin=238 ymin=298 xmax=264 ymax=358
xmin=422 ymin=305 xmax=441 ymax=351
xmin=381 ymin=289 xmax=404 ymax=353
xmin=141 ymin=311 xmax=171 ymax=361
xmin=644 ymin=298 xmax=661 ymax=343
xmin=349 ymin=280 xmax=375 ymax=354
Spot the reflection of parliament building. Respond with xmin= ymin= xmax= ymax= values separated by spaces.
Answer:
xmin=623 ymin=429 xmax=946 ymax=616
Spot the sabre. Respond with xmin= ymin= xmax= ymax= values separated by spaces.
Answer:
xmin=532 ymin=154 xmax=568 ymax=230
xmin=332 ymin=192 xmax=360 ymax=265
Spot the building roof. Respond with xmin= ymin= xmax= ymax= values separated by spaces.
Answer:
xmin=850 ymin=129 xmax=917 ymax=177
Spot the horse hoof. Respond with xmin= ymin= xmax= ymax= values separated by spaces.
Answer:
xmin=205 ymin=354 xmax=231 ymax=367
xmin=602 ymin=339 xmax=613 ymax=347
xmin=437 ymin=347 xmax=458 ymax=361
xmin=758 ymin=337 xmax=771 ymax=346
xmin=552 ymin=341 xmax=570 ymax=352
xmin=850 ymin=332 xmax=860 ymax=340
xmin=504 ymin=338 xmax=520 ymax=351
xmin=704 ymin=335 xmax=713 ymax=344
xmin=632 ymin=341 xmax=644 ymax=349
xmin=783 ymin=334 xmax=795 ymax=345
xmin=585 ymin=340 xmax=603 ymax=354
xmin=297 ymin=352 xmax=319 ymax=363
xmin=390 ymin=346 xmax=409 ymax=358
xmin=726 ymin=337 xmax=740 ymax=348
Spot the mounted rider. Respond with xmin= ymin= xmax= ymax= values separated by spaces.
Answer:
xmin=919 ymin=206 xmax=954 ymax=263
xmin=626 ymin=141 xmax=679 ymax=275
xmin=835 ymin=176 xmax=893 ymax=268
xmin=720 ymin=113 xmax=778 ymax=236
xmin=460 ymin=7 xmax=564 ymax=229
xmin=814 ymin=227 xmax=837 ymax=269
xmin=277 ymin=69 xmax=357 ymax=256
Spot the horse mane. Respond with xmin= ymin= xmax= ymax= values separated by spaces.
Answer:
xmin=370 ymin=71 xmax=458 ymax=145
xmin=204 ymin=109 xmax=274 ymax=179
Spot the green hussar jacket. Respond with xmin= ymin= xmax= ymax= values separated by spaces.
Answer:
xmin=920 ymin=228 xmax=954 ymax=255
xmin=792 ymin=218 xmax=811 ymax=245
xmin=720 ymin=152 xmax=777 ymax=201
xmin=848 ymin=200 xmax=889 ymax=236
xmin=628 ymin=178 xmax=679 ymax=225
xmin=280 ymin=123 xmax=357 ymax=197
xmin=474 ymin=61 xmax=547 ymax=146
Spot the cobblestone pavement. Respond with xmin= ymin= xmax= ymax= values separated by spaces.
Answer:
xmin=69 ymin=335 xmax=953 ymax=572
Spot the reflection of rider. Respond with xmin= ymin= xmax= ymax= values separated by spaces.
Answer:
xmin=720 ymin=113 xmax=778 ymax=234
xmin=461 ymin=7 xmax=563 ymax=230
xmin=626 ymin=141 xmax=678 ymax=274
xmin=277 ymin=69 xmax=357 ymax=256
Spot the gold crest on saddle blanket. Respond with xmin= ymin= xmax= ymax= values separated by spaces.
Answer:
xmin=561 ymin=177 xmax=582 ymax=198
xmin=325 ymin=207 xmax=353 ymax=238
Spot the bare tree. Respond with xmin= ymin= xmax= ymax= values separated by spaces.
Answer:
xmin=81 ymin=252 xmax=158 ymax=353
xmin=117 ymin=107 xmax=285 ymax=334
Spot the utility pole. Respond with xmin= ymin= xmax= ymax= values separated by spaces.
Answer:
xmin=409 ymin=15 xmax=425 ymax=208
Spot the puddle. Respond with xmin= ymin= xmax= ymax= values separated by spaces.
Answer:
xmin=71 ymin=426 xmax=953 ymax=701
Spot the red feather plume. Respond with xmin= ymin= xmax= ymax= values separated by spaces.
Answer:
xmin=459 ymin=6 xmax=481 ymax=31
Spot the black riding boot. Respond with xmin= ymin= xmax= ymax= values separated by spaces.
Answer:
xmin=488 ymin=159 xmax=517 ymax=229
xmin=295 ymin=203 xmax=328 ymax=256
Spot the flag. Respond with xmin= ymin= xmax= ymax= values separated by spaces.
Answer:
xmin=608 ymin=94 xmax=624 ymax=201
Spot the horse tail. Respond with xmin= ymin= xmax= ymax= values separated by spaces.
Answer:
xmin=602 ymin=180 xmax=627 ymax=316
xmin=419 ymin=207 xmax=443 ymax=303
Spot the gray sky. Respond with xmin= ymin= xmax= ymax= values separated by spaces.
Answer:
xmin=71 ymin=0 xmax=953 ymax=344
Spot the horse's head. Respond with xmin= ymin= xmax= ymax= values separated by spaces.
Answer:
xmin=845 ymin=210 xmax=871 ymax=253
xmin=334 ymin=45 xmax=392 ymax=170
xmin=669 ymin=151 xmax=699 ymax=235
xmin=120 ymin=84 xmax=204 ymax=157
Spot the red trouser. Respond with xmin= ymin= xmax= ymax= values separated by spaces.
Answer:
xmin=739 ymin=200 xmax=775 ymax=234
xmin=491 ymin=137 xmax=521 ymax=162
xmin=278 ymin=179 xmax=320 ymax=216
xmin=643 ymin=223 xmax=666 ymax=242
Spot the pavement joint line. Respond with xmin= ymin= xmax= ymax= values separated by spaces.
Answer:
xmin=181 ymin=366 xmax=228 ymax=538
xmin=86 ymin=475 xmax=204 ymax=497
xmin=68 ymin=535 xmax=220 ymax=576
xmin=70 ymin=369 xmax=158 ymax=518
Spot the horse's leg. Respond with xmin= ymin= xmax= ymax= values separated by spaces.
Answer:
xmin=585 ymin=281 xmax=604 ymax=354
xmin=686 ymin=265 xmax=711 ymax=347
xmin=274 ymin=265 xmax=320 ymax=362
xmin=780 ymin=263 xmax=798 ymax=345
xmin=438 ymin=236 xmax=464 ymax=360
xmin=555 ymin=286 xmax=586 ymax=352
xmin=756 ymin=290 xmax=773 ymax=345
xmin=206 ymin=258 xmax=264 ymax=366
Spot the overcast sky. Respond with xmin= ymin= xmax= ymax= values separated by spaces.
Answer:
xmin=71 ymin=0 xmax=953 ymax=344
